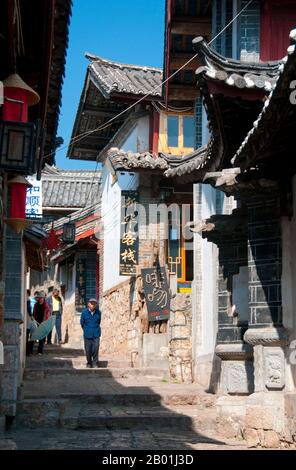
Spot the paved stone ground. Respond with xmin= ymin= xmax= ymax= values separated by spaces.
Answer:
xmin=1 ymin=345 xmax=249 ymax=450
xmin=2 ymin=428 xmax=248 ymax=450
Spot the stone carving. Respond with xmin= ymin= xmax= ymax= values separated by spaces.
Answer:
xmin=215 ymin=343 xmax=253 ymax=361
xmin=225 ymin=361 xmax=253 ymax=394
xmin=244 ymin=327 xmax=288 ymax=347
xmin=264 ymin=348 xmax=285 ymax=390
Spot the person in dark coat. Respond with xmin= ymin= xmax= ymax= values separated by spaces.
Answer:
xmin=32 ymin=291 xmax=51 ymax=355
xmin=80 ymin=298 xmax=101 ymax=368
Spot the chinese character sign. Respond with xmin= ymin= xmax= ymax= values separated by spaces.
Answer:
xmin=141 ymin=267 xmax=170 ymax=322
xmin=75 ymin=259 xmax=87 ymax=311
xmin=120 ymin=190 xmax=139 ymax=276
xmin=26 ymin=176 xmax=42 ymax=219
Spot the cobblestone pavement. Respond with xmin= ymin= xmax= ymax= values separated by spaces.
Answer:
xmin=3 ymin=429 xmax=248 ymax=450
xmin=1 ymin=346 xmax=250 ymax=450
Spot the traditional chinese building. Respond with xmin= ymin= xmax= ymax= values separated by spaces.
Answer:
xmin=66 ymin=0 xmax=218 ymax=378
xmin=38 ymin=201 xmax=102 ymax=347
xmin=0 ymin=0 xmax=72 ymax=427
xmin=67 ymin=2 xmax=296 ymax=422
xmin=161 ymin=1 xmax=296 ymax=446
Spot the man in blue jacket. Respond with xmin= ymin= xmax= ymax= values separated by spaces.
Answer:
xmin=80 ymin=298 xmax=101 ymax=368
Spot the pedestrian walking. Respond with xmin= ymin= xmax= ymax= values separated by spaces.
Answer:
xmin=47 ymin=288 xmax=63 ymax=344
xmin=32 ymin=291 xmax=51 ymax=355
xmin=80 ymin=298 xmax=101 ymax=368
xmin=26 ymin=290 xmax=39 ymax=356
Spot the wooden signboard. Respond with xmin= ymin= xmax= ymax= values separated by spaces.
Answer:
xmin=119 ymin=190 xmax=139 ymax=276
xmin=76 ymin=259 xmax=86 ymax=311
xmin=141 ymin=267 xmax=170 ymax=322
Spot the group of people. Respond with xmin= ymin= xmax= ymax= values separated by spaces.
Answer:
xmin=26 ymin=288 xmax=63 ymax=356
xmin=26 ymin=289 xmax=102 ymax=368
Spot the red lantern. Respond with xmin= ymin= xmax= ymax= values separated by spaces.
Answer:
xmin=2 ymin=74 xmax=40 ymax=233
xmin=5 ymin=176 xmax=33 ymax=233
xmin=2 ymin=74 xmax=40 ymax=122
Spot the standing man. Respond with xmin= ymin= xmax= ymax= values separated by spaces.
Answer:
xmin=80 ymin=298 xmax=101 ymax=368
xmin=32 ymin=291 xmax=51 ymax=355
xmin=47 ymin=288 xmax=63 ymax=344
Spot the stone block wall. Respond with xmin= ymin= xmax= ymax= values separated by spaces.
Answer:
xmin=100 ymin=175 xmax=168 ymax=362
xmin=169 ymin=293 xmax=193 ymax=383
xmin=62 ymin=295 xmax=82 ymax=347
xmin=2 ymin=226 xmax=24 ymax=418
xmin=101 ymin=278 xmax=142 ymax=363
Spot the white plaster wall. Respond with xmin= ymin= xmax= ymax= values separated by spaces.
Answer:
xmin=101 ymin=117 xmax=148 ymax=292
xmin=121 ymin=115 xmax=150 ymax=153
xmin=200 ymin=184 xmax=218 ymax=356
xmin=64 ymin=258 xmax=76 ymax=307
xmin=192 ymin=105 xmax=219 ymax=385
xmin=282 ymin=175 xmax=296 ymax=391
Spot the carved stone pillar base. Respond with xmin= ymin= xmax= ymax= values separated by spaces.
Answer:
xmin=215 ymin=343 xmax=254 ymax=395
xmin=244 ymin=327 xmax=288 ymax=392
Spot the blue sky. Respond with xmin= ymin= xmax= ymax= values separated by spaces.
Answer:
xmin=55 ymin=0 xmax=165 ymax=169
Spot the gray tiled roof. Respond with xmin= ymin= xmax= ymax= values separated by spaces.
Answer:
xmin=86 ymin=53 xmax=163 ymax=99
xmin=47 ymin=202 xmax=100 ymax=233
xmin=232 ymin=34 xmax=296 ymax=170
xmin=107 ymin=146 xmax=209 ymax=180
xmin=108 ymin=149 xmax=169 ymax=172
xmin=42 ymin=165 xmax=101 ymax=209
xmin=194 ymin=36 xmax=280 ymax=93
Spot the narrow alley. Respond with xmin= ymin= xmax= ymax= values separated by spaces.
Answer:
xmin=3 ymin=345 xmax=247 ymax=450
xmin=1 ymin=0 xmax=296 ymax=456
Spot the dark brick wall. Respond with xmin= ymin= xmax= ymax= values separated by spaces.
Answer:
xmin=238 ymin=0 xmax=260 ymax=56
xmin=212 ymin=0 xmax=261 ymax=59
xmin=0 ymin=173 xmax=5 ymax=419
xmin=0 ymin=173 xmax=5 ymax=339
xmin=212 ymin=0 xmax=233 ymax=57
xmin=217 ymin=237 xmax=248 ymax=344
xmin=195 ymin=98 xmax=202 ymax=149
xmin=76 ymin=249 xmax=98 ymax=307
xmin=4 ymin=228 xmax=23 ymax=322
xmin=247 ymin=196 xmax=282 ymax=327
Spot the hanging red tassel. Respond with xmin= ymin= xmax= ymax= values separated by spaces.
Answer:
xmin=43 ymin=228 xmax=61 ymax=251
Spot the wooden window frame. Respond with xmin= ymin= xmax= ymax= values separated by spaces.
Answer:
xmin=159 ymin=112 xmax=194 ymax=155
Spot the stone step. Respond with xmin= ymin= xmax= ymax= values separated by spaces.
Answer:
xmin=3 ymin=427 xmax=248 ymax=450
xmin=26 ymin=358 xmax=133 ymax=369
xmin=15 ymin=400 xmax=218 ymax=432
xmin=35 ymin=346 xmax=85 ymax=355
xmin=21 ymin=392 xmax=214 ymax=407
xmin=24 ymin=367 xmax=169 ymax=380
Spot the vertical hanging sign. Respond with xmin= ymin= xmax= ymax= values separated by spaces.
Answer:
xmin=76 ymin=259 xmax=86 ymax=310
xmin=141 ymin=267 xmax=170 ymax=322
xmin=119 ymin=190 xmax=139 ymax=275
xmin=26 ymin=175 xmax=42 ymax=219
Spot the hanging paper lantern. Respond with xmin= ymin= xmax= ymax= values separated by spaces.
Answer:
xmin=5 ymin=176 xmax=32 ymax=233
xmin=2 ymin=74 xmax=40 ymax=232
xmin=2 ymin=74 xmax=40 ymax=122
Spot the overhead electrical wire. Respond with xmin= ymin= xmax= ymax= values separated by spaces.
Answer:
xmin=58 ymin=0 xmax=254 ymax=207
xmin=44 ymin=0 xmax=253 ymax=166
